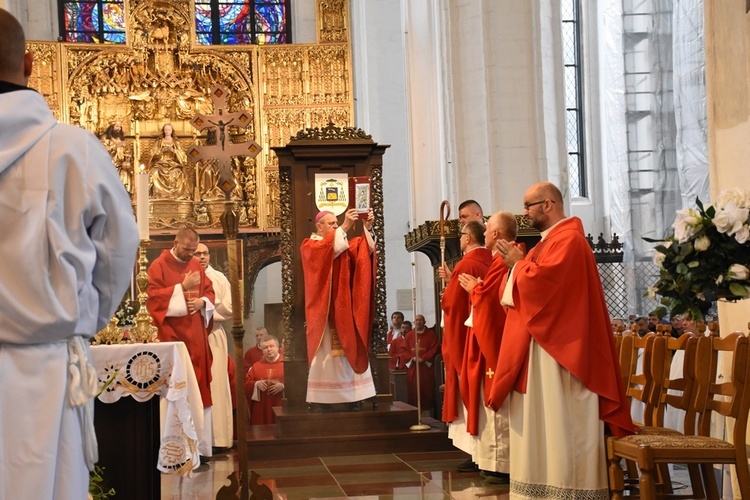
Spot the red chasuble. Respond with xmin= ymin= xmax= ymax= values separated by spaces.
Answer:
xmin=440 ymin=247 xmax=493 ymax=423
xmin=400 ymin=328 xmax=440 ymax=409
xmin=245 ymin=355 xmax=285 ymax=424
xmin=458 ymin=254 xmax=512 ymax=435
xmin=147 ymin=250 xmax=215 ymax=407
xmin=300 ymin=230 xmax=375 ymax=374
xmin=487 ymin=217 xmax=636 ymax=436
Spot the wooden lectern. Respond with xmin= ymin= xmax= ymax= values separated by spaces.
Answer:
xmin=273 ymin=123 xmax=390 ymax=409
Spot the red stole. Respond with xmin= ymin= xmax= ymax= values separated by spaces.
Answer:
xmin=487 ymin=218 xmax=636 ymax=436
xmin=147 ymin=250 xmax=215 ymax=407
xmin=301 ymin=232 xmax=375 ymax=374
xmin=440 ymin=247 xmax=493 ymax=423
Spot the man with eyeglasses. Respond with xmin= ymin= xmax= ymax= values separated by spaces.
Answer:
xmin=455 ymin=211 xmax=519 ymax=484
xmin=487 ymin=182 xmax=635 ymax=497
xmin=441 ymin=220 xmax=493 ymax=467
xmin=439 ymin=199 xmax=485 ymax=283
xmin=148 ymin=228 xmax=216 ymax=463
xmin=195 ymin=243 xmax=234 ymax=452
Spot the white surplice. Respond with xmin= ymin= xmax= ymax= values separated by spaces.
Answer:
xmin=205 ymin=265 xmax=234 ymax=448
xmin=508 ymin=341 xmax=608 ymax=499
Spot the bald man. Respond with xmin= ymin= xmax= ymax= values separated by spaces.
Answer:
xmin=147 ymin=228 xmax=216 ymax=461
xmin=456 ymin=211 xmax=519 ymax=483
xmin=488 ymin=182 xmax=635 ymax=497
xmin=0 ymin=9 xmax=139 ymax=498
xmin=301 ymin=208 xmax=377 ymax=410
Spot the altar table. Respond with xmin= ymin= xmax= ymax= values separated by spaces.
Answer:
xmin=91 ymin=341 xmax=204 ymax=476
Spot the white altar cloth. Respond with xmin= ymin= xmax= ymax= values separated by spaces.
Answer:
xmin=91 ymin=341 xmax=203 ymax=476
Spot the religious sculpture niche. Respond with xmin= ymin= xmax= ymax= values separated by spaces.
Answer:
xmin=100 ymin=121 xmax=134 ymax=196
xmin=196 ymin=129 xmax=224 ymax=200
xmin=149 ymin=123 xmax=191 ymax=200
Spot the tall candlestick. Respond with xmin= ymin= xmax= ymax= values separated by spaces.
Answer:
xmin=136 ymin=164 xmax=149 ymax=240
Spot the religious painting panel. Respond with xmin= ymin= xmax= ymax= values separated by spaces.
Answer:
xmin=259 ymin=45 xmax=306 ymax=106
xmin=307 ymin=44 xmax=350 ymax=104
xmin=317 ymin=0 xmax=348 ymax=43
xmin=262 ymin=107 xmax=306 ymax=167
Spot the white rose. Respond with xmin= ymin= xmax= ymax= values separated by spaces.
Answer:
xmin=653 ymin=251 xmax=666 ymax=267
xmin=694 ymin=235 xmax=711 ymax=251
xmin=647 ymin=286 xmax=657 ymax=299
xmin=713 ymin=201 xmax=748 ymax=236
xmin=735 ymin=225 xmax=750 ymax=244
xmin=672 ymin=209 xmax=698 ymax=242
xmin=696 ymin=292 xmax=706 ymax=301
xmin=715 ymin=188 xmax=750 ymax=210
xmin=727 ymin=264 xmax=750 ymax=281
xmin=716 ymin=274 xmax=724 ymax=285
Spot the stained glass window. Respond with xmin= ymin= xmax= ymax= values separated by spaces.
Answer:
xmin=561 ymin=0 xmax=587 ymax=197
xmin=59 ymin=1 xmax=126 ymax=43
xmin=195 ymin=0 xmax=290 ymax=45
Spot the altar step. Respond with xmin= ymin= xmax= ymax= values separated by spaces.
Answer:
xmin=246 ymin=401 xmax=453 ymax=459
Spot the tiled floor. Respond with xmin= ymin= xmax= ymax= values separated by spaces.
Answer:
xmin=162 ymin=449 xmax=510 ymax=499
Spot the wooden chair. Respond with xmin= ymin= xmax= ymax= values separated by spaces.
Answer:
xmin=621 ymin=329 xmax=660 ymax=427
xmin=608 ymin=327 xmax=750 ymax=500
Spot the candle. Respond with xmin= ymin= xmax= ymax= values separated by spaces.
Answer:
xmin=136 ymin=164 xmax=149 ymax=240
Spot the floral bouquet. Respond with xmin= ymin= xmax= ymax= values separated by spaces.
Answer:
xmin=646 ymin=188 xmax=750 ymax=319
xmin=114 ymin=294 xmax=137 ymax=327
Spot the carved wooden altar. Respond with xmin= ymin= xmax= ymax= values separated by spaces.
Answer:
xmin=274 ymin=123 xmax=390 ymax=409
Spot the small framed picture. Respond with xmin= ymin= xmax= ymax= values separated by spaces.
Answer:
xmin=349 ymin=176 xmax=371 ymax=219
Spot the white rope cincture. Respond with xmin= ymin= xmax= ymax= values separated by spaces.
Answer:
xmin=67 ymin=335 xmax=99 ymax=470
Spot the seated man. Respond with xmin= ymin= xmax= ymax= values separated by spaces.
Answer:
xmin=243 ymin=327 xmax=268 ymax=374
xmin=245 ymin=335 xmax=284 ymax=424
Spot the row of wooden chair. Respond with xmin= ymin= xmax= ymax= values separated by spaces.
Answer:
xmin=609 ymin=323 xmax=750 ymax=499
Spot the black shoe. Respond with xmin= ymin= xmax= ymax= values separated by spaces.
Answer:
xmin=348 ymin=402 xmax=362 ymax=412
xmin=456 ymin=459 xmax=479 ymax=472
xmin=481 ymin=470 xmax=510 ymax=484
xmin=199 ymin=456 xmax=210 ymax=465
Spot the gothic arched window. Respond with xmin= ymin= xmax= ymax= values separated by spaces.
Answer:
xmin=195 ymin=0 xmax=290 ymax=45
xmin=59 ymin=0 xmax=126 ymax=43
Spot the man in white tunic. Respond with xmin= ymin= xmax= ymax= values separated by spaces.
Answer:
xmin=196 ymin=243 xmax=234 ymax=450
xmin=488 ymin=182 xmax=635 ymax=499
xmin=0 ymin=9 xmax=139 ymax=498
xmin=301 ymin=208 xmax=377 ymax=410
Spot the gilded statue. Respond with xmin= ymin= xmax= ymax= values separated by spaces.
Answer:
xmin=149 ymin=123 xmax=190 ymax=200
xmin=100 ymin=122 xmax=133 ymax=196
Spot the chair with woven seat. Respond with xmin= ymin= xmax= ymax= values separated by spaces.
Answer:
xmin=608 ymin=328 xmax=750 ymax=500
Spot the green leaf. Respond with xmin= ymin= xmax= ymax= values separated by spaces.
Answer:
xmin=729 ymin=283 xmax=750 ymax=297
xmin=687 ymin=261 xmax=700 ymax=268
xmin=676 ymin=263 xmax=689 ymax=275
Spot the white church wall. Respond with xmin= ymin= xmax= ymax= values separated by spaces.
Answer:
xmin=3 ymin=0 xmax=57 ymax=41
xmin=350 ymin=0 xmax=417 ymax=319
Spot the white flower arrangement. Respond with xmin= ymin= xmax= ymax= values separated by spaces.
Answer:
xmin=646 ymin=188 xmax=750 ymax=319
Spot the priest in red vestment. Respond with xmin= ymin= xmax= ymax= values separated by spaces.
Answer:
xmin=387 ymin=311 xmax=405 ymax=370
xmin=400 ymin=315 xmax=439 ymax=410
xmin=147 ymin=228 xmax=216 ymax=458
xmin=245 ymin=335 xmax=285 ymax=424
xmin=488 ymin=182 xmax=635 ymax=497
xmin=455 ymin=210 xmax=519 ymax=482
xmin=441 ymin=220 xmax=493 ymax=424
xmin=244 ymin=327 xmax=285 ymax=375
xmin=301 ymin=208 xmax=377 ymax=408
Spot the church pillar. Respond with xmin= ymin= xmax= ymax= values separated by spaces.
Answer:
xmin=704 ymin=1 xmax=750 ymax=334
xmin=704 ymin=2 xmax=750 ymax=497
